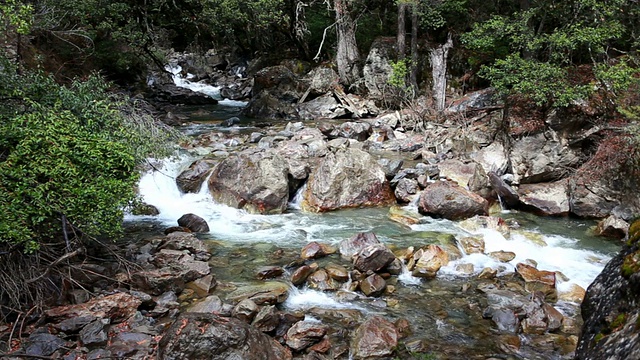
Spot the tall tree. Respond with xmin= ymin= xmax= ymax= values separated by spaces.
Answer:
xmin=334 ymin=0 xmax=360 ymax=85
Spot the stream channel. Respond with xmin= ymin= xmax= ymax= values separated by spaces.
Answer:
xmin=124 ymin=68 xmax=621 ymax=359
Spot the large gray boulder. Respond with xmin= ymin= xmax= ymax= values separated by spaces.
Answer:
xmin=517 ymin=180 xmax=570 ymax=216
xmin=418 ymin=180 xmax=489 ymax=220
xmin=510 ymin=131 xmax=581 ymax=184
xmin=158 ymin=313 xmax=291 ymax=360
xmin=301 ymin=148 xmax=395 ymax=212
xmin=208 ymin=151 xmax=289 ymax=214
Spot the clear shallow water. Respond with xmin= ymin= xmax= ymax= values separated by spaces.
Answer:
xmin=128 ymin=154 xmax=619 ymax=294
xmin=129 ymin=67 xmax=622 ymax=358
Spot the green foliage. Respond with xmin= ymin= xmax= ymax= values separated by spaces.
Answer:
xmin=389 ymin=59 xmax=411 ymax=89
xmin=0 ymin=58 xmax=177 ymax=252
xmin=479 ymin=54 xmax=591 ymax=106
xmin=0 ymin=0 xmax=33 ymax=34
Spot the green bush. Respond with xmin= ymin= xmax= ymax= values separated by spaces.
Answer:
xmin=0 ymin=58 xmax=177 ymax=252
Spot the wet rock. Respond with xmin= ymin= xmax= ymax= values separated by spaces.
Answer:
xmin=130 ymin=202 xmax=160 ymax=216
xmin=291 ymin=265 xmax=314 ymax=286
xmin=350 ymin=316 xmax=398 ymax=359
xmin=595 ymin=215 xmax=629 ymax=239
xmin=276 ymin=311 xmax=306 ymax=338
xmin=478 ymin=267 xmax=498 ymax=279
xmin=456 ymin=263 xmax=475 ymax=274
xmin=518 ymin=180 xmax=570 ymax=216
xmin=459 ymin=236 xmax=485 ymax=254
xmin=325 ymin=263 xmax=349 ymax=282
xmin=226 ymin=282 xmax=289 ymax=305
xmin=418 ymin=180 xmax=488 ymax=220
xmin=208 ymin=151 xmax=290 ymax=214
xmin=160 ymin=231 xmax=211 ymax=261
xmin=411 ymin=245 xmax=449 ymax=279
xmin=220 ymin=116 xmax=241 ymax=127
xmin=516 ymin=263 xmax=557 ymax=301
xmin=186 ymin=274 xmax=216 ymax=297
xmin=360 ymin=274 xmax=386 ymax=297
xmin=301 ymin=242 xmax=336 ymax=260
xmin=154 ymin=83 xmax=220 ymax=106
xmin=353 ymin=244 xmax=396 ymax=273
xmin=256 ymin=266 xmax=284 ymax=280
xmin=437 ymin=159 xmax=479 ymax=188
xmin=232 ymin=299 xmax=258 ymax=323
xmin=558 ymin=284 xmax=586 ymax=303
xmin=251 ymin=305 xmax=279 ymax=333
xmin=80 ymin=319 xmax=109 ymax=346
xmin=285 ymin=321 xmax=328 ymax=351
xmin=489 ymin=251 xmax=516 ymax=263
xmin=302 ymin=148 xmax=395 ymax=212
xmin=544 ymin=303 xmax=564 ymax=331
xmin=307 ymin=269 xmax=340 ymax=291
xmin=133 ymin=258 xmax=210 ymax=296
xmin=385 ymin=258 xmax=403 ymax=275
xmin=176 ymin=159 xmax=217 ymax=193
xmin=339 ymin=232 xmax=381 ymax=260
xmin=491 ymin=309 xmax=520 ymax=333
xmin=487 ymin=172 xmax=520 ymax=209
xmin=45 ymin=292 xmax=141 ymax=323
xmin=177 ymin=213 xmax=210 ymax=233
xmin=158 ymin=313 xmax=291 ymax=360
xmin=458 ymin=215 xmax=510 ymax=237
xmin=25 ymin=333 xmax=67 ymax=357
xmin=387 ymin=206 xmax=421 ymax=226
xmin=394 ymin=178 xmax=419 ymax=203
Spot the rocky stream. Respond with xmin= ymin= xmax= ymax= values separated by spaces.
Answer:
xmin=4 ymin=48 xmax=638 ymax=359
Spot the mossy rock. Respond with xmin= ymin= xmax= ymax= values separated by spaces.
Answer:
xmin=628 ymin=218 xmax=640 ymax=245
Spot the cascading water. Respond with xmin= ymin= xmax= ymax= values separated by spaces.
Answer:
xmin=165 ymin=63 xmax=248 ymax=107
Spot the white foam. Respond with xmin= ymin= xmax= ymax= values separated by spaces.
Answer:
xmin=284 ymin=287 xmax=354 ymax=310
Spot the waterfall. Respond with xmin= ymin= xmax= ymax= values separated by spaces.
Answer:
xmin=165 ymin=63 xmax=247 ymax=107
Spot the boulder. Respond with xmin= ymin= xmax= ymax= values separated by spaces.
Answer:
xmin=338 ymin=121 xmax=372 ymax=141
xmin=411 ymin=245 xmax=449 ymax=279
xmin=158 ymin=313 xmax=291 ymax=360
xmin=208 ymin=151 xmax=289 ymax=214
xmin=595 ymin=215 xmax=629 ymax=239
xmin=25 ymin=333 xmax=67 ymax=357
xmin=153 ymin=83 xmax=220 ymax=105
xmin=307 ymin=269 xmax=340 ymax=291
xmin=160 ymin=231 xmax=211 ymax=261
xmin=226 ymin=282 xmax=290 ymax=305
xmin=418 ymin=181 xmax=489 ymax=220
xmin=302 ymin=148 xmax=395 ymax=212
xmin=350 ymin=316 xmax=398 ymax=359
xmin=256 ymin=266 xmax=284 ymax=280
xmin=471 ymin=142 xmax=509 ymax=176
xmin=285 ymin=321 xmax=328 ymax=351
xmin=291 ymin=265 xmax=314 ymax=286
xmin=177 ymin=213 xmax=210 ymax=233
xmin=132 ymin=258 xmax=211 ymax=296
xmin=437 ymin=159 xmax=478 ymax=187
xmin=176 ymin=159 xmax=217 ymax=193
xmin=353 ymin=244 xmax=396 ymax=273
xmin=388 ymin=206 xmax=422 ymax=227
xmin=576 ymin=221 xmax=640 ymax=359
xmin=45 ymin=293 xmax=141 ymax=323
xmin=298 ymin=94 xmax=347 ymax=120
xmin=339 ymin=232 xmax=381 ymax=260
xmin=301 ymin=242 xmax=336 ymax=260
xmin=359 ymin=274 xmax=386 ymax=297
xmin=363 ymin=37 xmax=396 ymax=102
xmin=324 ymin=263 xmax=349 ymax=282
xmin=251 ymin=305 xmax=279 ymax=333
xmin=487 ymin=172 xmax=520 ymax=209
xmin=394 ymin=178 xmax=419 ymax=203
xmin=510 ymin=131 xmax=581 ymax=184
xmin=516 ymin=263 xmax=557 ymax=301
xmin=445 ymin=88 xmax=499 ymax=114
xmin=518 ymin=180 xmax=570 ymax=216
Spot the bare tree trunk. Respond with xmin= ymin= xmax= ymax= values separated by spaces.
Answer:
xmin=409 ymin=3 xmax=419 ymax=91
xmin=334 ymin=0 xmax=360 ymax=85
xmin=396 ymin=2 xmax=408 ymax=60
xmin=429 ymin=34 xmax=453 ymax=112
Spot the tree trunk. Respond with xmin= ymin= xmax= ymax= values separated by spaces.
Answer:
xmin=334 ymin=0 xmax=360 ymax=85
xmin=409 ymin=3 xmax=419 ymax=91
xmin=429 ymin=34 xmax=453 ymax=112
xmin=397 ymin=2 xmax=408 ymax=60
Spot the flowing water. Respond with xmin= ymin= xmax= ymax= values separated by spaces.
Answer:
xmin=125 ymin=68 xmax=622 ymax=358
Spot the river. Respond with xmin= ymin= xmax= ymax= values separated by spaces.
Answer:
xmin=124 ymin=67 xmax=621 ymax=359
